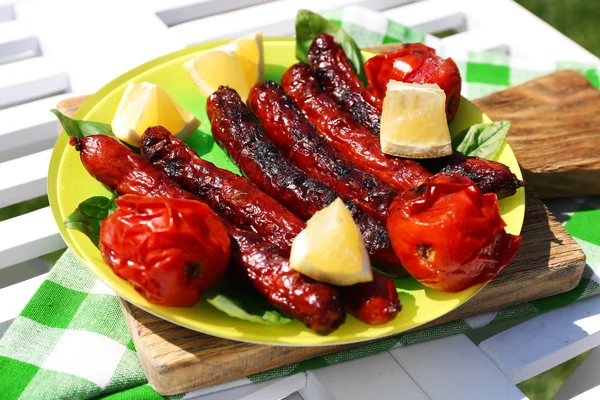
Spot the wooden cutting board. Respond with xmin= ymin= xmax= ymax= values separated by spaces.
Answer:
xmin=57 ymin=70 xmax=596 ymax=396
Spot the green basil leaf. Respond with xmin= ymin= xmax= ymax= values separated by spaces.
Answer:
xmin=51 ymin=109 xmax=114 ymax=139
xmin=295 ymin=9 xmax=366 ymax=84
xmin=51 ymin=109 xmax=140 ymax=152
xmin=64 ymin=196 xmax=117 ymax=247
xmin=452 ymin=121 xmax=511 ymax=160
xmin=205 ymin=279 xmax=291 ymax=325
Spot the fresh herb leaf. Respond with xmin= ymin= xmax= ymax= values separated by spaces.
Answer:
xmin=295 ymin=9 xmax=367 ymax=84
xmin=452 ymin=121 xmax=511 ymax=160
xmin=64 ymin=196 xmax=117 ymax=247
xmin=51 ymin=109 xmax=114 ymax=139
xmin=51 ymin=109 xmax=140 ymax=152
xmin=205 ymin=279 xmax=291 ymax=325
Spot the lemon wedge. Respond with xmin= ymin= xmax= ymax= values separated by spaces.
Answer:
xmin=380 ymin=80 xmax=452 ymax=158
xmin=184 ymin=31 xmax=263 ymax=100
xmin=290 ymin=198 xmax=372 ymax=286
xmin=111 ymin=82 xmax=200 ymax=147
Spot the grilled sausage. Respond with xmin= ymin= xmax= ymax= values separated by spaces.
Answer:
xmin=208 ymin=86 xmax=406 ymax=277
xmin=69 ymin=134 xmax=345 ymax=334
xmin=281 ymin=63 xmax=432 ymax=192
xmin=141 ymin=127 xmax=402 ymax=325
xmin=307 ymin=34 xmax=523 ymax=198
xmin=141 ymin=127 xmax=305 ymax=253
xmin=248 ymin=81 xmax=397 ymax=221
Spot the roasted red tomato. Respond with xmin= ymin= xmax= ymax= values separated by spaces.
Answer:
xmin=365 ymin=43 xmax=462 ymax=122
xmin=100 ymin=194 xmax=231 ymax=307
xmin=387 ymin=173 xmax=521 ymax=292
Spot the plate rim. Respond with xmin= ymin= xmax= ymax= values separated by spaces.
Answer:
xmin=47 ymin=37 xmax=525 ymax=347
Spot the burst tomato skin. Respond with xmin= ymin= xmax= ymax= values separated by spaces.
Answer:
xmin=365 ymin=43 xmax=462 ymax=122
xmin=387 ymin=173 xmax=521 ymax=292
xmin=100 ymin=194 xmax=230 ymax=307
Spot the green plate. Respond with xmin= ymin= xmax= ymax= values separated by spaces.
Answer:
xmin=48 ymin=38 xmax=525 ymax=346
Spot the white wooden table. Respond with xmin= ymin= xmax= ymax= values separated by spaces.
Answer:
xmin=1 ymin=0 xmax=599 ymax=398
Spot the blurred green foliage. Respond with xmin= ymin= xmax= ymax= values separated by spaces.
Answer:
xmin=516 ymin=0 xmax=600 ymax=56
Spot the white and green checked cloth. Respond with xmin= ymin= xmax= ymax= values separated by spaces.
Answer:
xmin=1 ymin=6 xmax=600 ymax=399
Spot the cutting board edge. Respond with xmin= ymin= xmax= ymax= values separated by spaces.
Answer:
xmin=118 ymin=252 xmax=587 ymax=396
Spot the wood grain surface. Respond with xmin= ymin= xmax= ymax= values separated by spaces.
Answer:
xmin=57 ymin=70 xmax=591 ymax=396
xmin=474 ymin=70 xmax=600 ymax=198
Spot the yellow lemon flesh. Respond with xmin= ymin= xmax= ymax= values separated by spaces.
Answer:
xmin=380 ymin=80 xmax=452 ymax=158
xmin=184 ymin=31 xmax=263 ymax=100
xmin=290 ymin=198 xmax=373 ymax=286
xmin=111 ymin=82 xmax=200 ymax=147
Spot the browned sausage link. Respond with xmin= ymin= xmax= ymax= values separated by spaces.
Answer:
xmin=307 ymin=34 xmax=523 ymax=198
xmin=140 ymin=126 xmax=305 ymax=253
xmin=69 ymin=135 xmax=196 ymax=200
xmin=348 ymin=101 xmax=381 ymax=136
xmin=308 ymin=33 xmax=382 ymax=113
xmin=248 ymin=81 xmax=397 ymax=221
xmin=421 ymin=152 xmax=525 ymax=199
xmin=69 ymin=134 xmax=345 ymax=334
xmin=281 ymin=63 xmax=432 ymax=192
xmin=338 ymin=271 xmax=401 ymax=325
xmin=226 ymin=223 xmax=345 ymax=335
xmin=208 ymin=86 xmax=407 ymax=277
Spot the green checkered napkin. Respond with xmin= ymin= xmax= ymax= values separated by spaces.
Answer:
xmin=2 ymin=6 xmax=600 ymax=399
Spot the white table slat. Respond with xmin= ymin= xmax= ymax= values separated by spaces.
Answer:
xmin=0 ymin=272 xmax=47 ymax=332
xmin=0 ymin=149 xmax=52 ymax=207
xmin=389 ymin=334 xmax=525 ymax=400
xmin=480 ymin=295 xmax=600 ymax=384
xmin=385 ymin=2 xmax=467 ymax=34
xmin=384 ymin=0 xmax=599 ymax=62
xmin=0 ymin=56 xmax=70 ymax=109
xmin=0 ymin=93 xmax=67 ymax=162
xmin=0 ymin=206 xmax=63 ymax=270
xmin=14 ymin=0 xmax=174 ymax=94
xmin=168 ymin=0 xmax=411 ymax=46
xmin=573 ymin=386 xmax=600 ymax=400
xmin=305 ymin=351 xmax=428 ymax=400
xmin=239 ymin=373 xmax=306 ymax=400
xmin=152 ymin=0 xmax=273 ymax=27
xmin=0 ymin=20 xmax=39 ymax=64
xmin=441 ymin=31 xmax=510 ymax=54
xmin=555 ymin=347 xmax=600 ymax=400
xmin=0 ymin=0 xmax=14 ymax=22
xmin=186 ymin=375 xmax=300 ymax=400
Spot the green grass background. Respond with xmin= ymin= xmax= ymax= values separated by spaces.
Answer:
xmin=0 ymin=0 xmax=598 ymax=398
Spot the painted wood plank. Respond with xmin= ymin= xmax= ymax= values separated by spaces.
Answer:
xmin=0 ymin=0 xmax=14 ymax=22
xmin=0 ymin=20 xmax=39 ymax=64
xmin=384 ymin=0 xmax=599 ymax=62
xmin=572 ymin=386 xmax=600 ymax=400
xmin=555 ymin=347 xmax=600 ymax=400
xmin=307 ymin=351 xmax=428 ymax=400
xmin=480 ymin=295 xmax=600 ymax=384
xmin=0 ymin=207 xmax=63 ymax=270
xmin=0 ymin=272 xmax=48 ymax=337
xmin=389 ymin=334 xmax=525 ymax=400
xmin=183 ymin=376 xmax=299 ymax=400
xmin=0 ymin=93 xmax=69 ymax=162
xmin=152 ymin=0 xmax=274 ymax=27
xmin=0 ymin=57 xmax=70 ymax=109
xmin=441 ymin=31 xmax=510 ymax=55
xmin=14 ymin=0 xmax=174 ymax=94
xmin=0 ymin=149 xmax=52 ymax=207
xmin=167 ymin=0 xmax=412 ymax=46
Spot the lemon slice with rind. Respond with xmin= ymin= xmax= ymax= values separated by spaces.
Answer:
xmin=380 ymin=81 xmax=452 ymax=158
xmin=184 ymin=32 xmax=263 ymax=100
xmin=111 ymin=82 xmax=199 ymax=147
xmin=290 ymin=198 xmax=373 ymax=286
